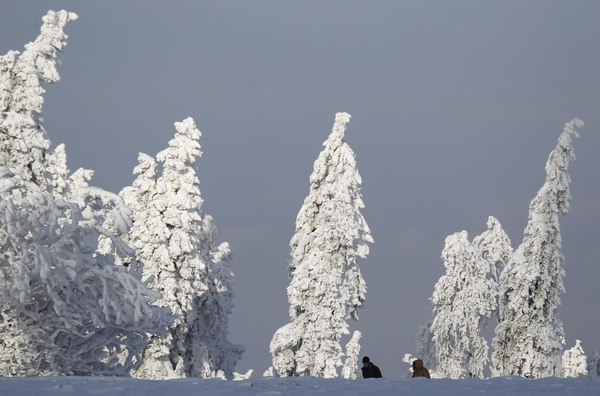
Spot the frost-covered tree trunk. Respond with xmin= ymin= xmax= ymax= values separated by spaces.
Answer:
xmin=269 ymin=113 xmax=373 ymax=378
xmin=562 ymin=340 xmax=587 ymax=378
xmin=125 ymin=118 xmax=242 ymax=379
xmin=418 ymin=231 xmax=496 ymax=379
xmin=341 ymin=331 xmax=362 ymax=379
xmin=472 ymin=216 xmax=512 ymax=327
xmin=473 ymin=216 xmax=513 ymax=285
xmin=46 ymin=143 xmax=70 ymax=196
xmin=491 ymin=119 xmax=584 ymax=379
xmin=0 ymin=10 xmax=77 ymax=188
xmin=119 ymin=153 xmax=158 ymax=274
xmin=0 ymin=168 xmax=168 ymax=376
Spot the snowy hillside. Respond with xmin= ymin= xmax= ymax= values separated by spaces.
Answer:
xmin=0 ymin=376 xmax=599 ymax=396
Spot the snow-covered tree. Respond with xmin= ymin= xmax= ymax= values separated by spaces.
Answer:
xmin=341 ymin=331 xmax=362 ymax=379
xmin=0 ymin=10 xmax=77 ymax=188
xmin=119 ymin=153 xmax=159 ymax=274
xmin=46 ymin=143 xmax=70 ymax=196
xmin=0 ymin=10 xmax=137 ymax=273
xmin=473 ymin=216 xmax=513 ymax=285
xmin=0 ymin=167 xmax=168 ymax=376
xmin=491 ymin=119 xmax=584 ymax=379
xmin=0 ymin=10 xmax=172 ymax=377
xmin=65 ymin=167 xmax=137 ymax=270
xmin=125 ymin=118 xmax=242 ymax=379
xmin=587 ymin=351 xmax=600 ymax=380
xmin=269 ymin=112 xmax=373 ymax=378
xmin=472 ymin=216 xmax=512 ymax=330
xmin=562 ymin=340 xmax=587 ymax=378
xmin=417 ymin=231 xmax=496 ymax=379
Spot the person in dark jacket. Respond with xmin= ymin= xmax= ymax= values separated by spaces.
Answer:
xmin=361 ymin=356 xmax=383 ymax=378
xmin=412 ymin=359 xmax=431 ymax=378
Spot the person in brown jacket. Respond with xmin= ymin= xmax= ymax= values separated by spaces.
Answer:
xmin=412 ymin=359 xmax=431 ymax=378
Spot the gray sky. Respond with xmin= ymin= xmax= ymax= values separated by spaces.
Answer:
xmin=2 ymin=1 xmax=599 ymax=378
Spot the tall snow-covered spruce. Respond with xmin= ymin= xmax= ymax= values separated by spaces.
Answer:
xmin=0 ymin=10 xmax=77 ymax=188
xmin=491 ymin=119 xmax=584 ymax=378
xmin=0 ymin=10 xmax=137 ymax=270
xmin=0 ymin=10 xmax=170 ymax=377
xmin=269 ymin=112 xmax=373 ymax=378
xmin=417 ymin=230 xmax=496 ymax=378
xmin=123 ymin=118 xmax=242 ymax=379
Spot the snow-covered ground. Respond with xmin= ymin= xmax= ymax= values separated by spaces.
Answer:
xmin=0 ymin=376 xmax=598 ymax=396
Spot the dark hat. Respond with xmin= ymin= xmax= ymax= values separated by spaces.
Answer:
xmin=362 ymin=356 xmax=370 ymax=363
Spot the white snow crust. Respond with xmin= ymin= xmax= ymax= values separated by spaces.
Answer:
xmin=0 ymin=376 xmax=599 ymax=396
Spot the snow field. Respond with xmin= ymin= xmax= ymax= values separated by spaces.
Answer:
xmin=0 ymin=376 xmax=599 ymax=396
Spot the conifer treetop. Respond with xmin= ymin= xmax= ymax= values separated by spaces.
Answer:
xmin=0 ymin=10 xmax=77 ymax=186
xmin=540 ymin=118 xmax=582 ymax=215
xmin=271 ymin=112 xmax=371 ymax=378
xmin=23 ymin=10 xmax=78 ymax=84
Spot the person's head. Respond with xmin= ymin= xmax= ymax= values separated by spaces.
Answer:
xmin=412 ymin=359 xmax=424 ymax=371
xmin=362 ymin=356 xmax=370 ymax=368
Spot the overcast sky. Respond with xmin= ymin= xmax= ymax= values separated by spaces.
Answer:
xmin=2 ymin=1 xmax=600 ymax=378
